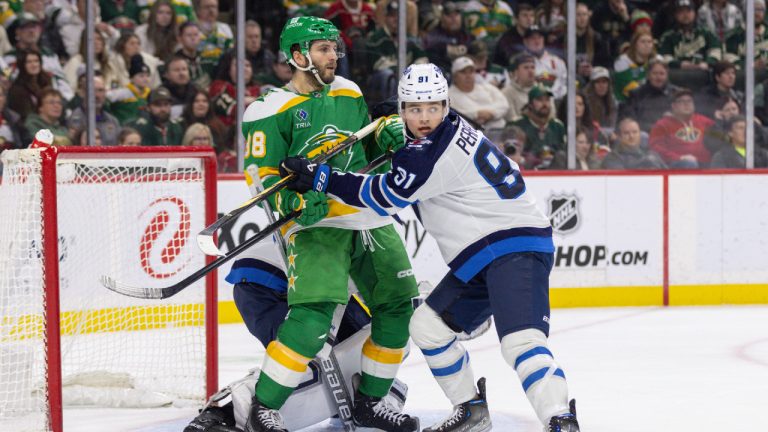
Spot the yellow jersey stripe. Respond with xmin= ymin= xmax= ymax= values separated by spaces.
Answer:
xmin=328 ymin=88 xmax=362 ymax=99
xmin=362 ymin=338 xmax=404 ymax=364
xmin=277 ymin=96 xmax=310 ymax=114
xmin=258 ymin=166 xmax=280 ymax=179
xmin=266 ymin=340 xmax=310 ymax=372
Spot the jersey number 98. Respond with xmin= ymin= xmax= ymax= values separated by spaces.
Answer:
xmin=245 ymin=131 xmax=266 ymax=158
xmin=474 ymin=140 xmax=525 ymax=200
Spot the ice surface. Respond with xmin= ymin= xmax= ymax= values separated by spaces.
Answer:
xmin=64 ymin=306 xmax=768 ymax=431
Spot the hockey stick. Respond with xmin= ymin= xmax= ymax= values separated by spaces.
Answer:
xmin=196 ymin=118 xmax=382 ymax=256
xmin=101 ymin=152 xmax=392 ymax=300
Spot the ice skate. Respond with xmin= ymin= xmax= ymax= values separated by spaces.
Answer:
xmin=352 ymin=390 xmax=420 ymax=431
xmin=244 ymin=397 xmax=288 ymax=432
xmin=423 ymin=377 xmax=491 ymax=432
xmin=547 ymin=399 xmax=579 ymax=432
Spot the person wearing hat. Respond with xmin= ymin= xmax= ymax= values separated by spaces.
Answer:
xmin=106 ymin=54 xmax=152 ymax=124
xmin=649 ymin=88 xmax=715 ymax=168
xmin=448 ymin=56 xmax=509 ymax=129
xmin=697 ymin=0 xmax=744 ymax=44
xmin=4 ymin=11 xmax=74 ymax=101
xmin=511 ymin=85 xmax=566 ymax=159
xmin=659 ymin=0 xmax=722 ymax=70
xmin=583 ymin=66 xmax=618 ymax=128
xmin=423 ymin=1 xmax=473 ymax=75
xmin=374 ymin=0 xmax=418 ymax=37
xmin=492 ymin=2 xmax=536 ymax=66
xmin=724 ymin=0 xmax=768 ymax=70
xmin=462 ymin=0 xmax=514 ymax=48
xmin=591 ymin=0 xmax=633 ymax=58
xmin=520 ymin=24 xmax=567 ymax=100
xmin=502 ymin=53 xmax=554 ymax=122
xmin=127 ymin=86 xmax=184 ymax=146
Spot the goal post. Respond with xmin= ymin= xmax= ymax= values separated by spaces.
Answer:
xmin=0 ymin=145 xmax=219 ymax=432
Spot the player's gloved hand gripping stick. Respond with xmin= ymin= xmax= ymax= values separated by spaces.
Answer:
xmin=195 ymin=118 xmax=383 ymax=257
xmin=100 ymin=150 xmax=392 ymax=300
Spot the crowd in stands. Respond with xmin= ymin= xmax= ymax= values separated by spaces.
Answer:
xmin=0 ymin=0 xmax=766 ymax=172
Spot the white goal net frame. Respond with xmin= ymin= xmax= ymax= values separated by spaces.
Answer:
xmin=0 ymin=145 xmax=219 ymax=432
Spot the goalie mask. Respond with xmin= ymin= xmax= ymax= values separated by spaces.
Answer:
xmin=279 ymin=16 xmax=345 ymax=86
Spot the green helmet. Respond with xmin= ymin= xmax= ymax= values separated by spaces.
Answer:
xmin=279 ymin=16 xmax=340 ymax=63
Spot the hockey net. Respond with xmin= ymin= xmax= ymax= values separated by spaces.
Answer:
xmin=0 ymin=146 xmax=218 ymax=432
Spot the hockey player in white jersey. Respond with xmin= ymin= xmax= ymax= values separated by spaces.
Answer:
xmin=278 ymin=63 xmax=580 ymax=432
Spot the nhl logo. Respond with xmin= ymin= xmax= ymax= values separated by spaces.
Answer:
xmin=547 ymin=194 xmax=580 ymax=235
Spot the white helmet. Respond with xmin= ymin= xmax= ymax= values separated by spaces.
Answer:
xmin=397 ymin=63 xmax=449 ymax=118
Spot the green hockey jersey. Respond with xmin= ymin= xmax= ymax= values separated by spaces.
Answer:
xmin=658 ymin=28 xmax=722 ymax=68
xmin=724 ymin=25 xmax=768 ymax=68
xmin=241 ymin=76 xmax=390 ymax=236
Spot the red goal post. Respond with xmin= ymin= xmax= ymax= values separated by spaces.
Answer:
xmin=0 ymin=145 xmax=218 ymax=432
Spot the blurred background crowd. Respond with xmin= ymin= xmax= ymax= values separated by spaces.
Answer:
xmin=0 ymin=0 xmax=765 ymax=172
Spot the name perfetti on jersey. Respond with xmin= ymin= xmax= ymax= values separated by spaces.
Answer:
xmin=325 ymin=111 xmax=555 ymax=282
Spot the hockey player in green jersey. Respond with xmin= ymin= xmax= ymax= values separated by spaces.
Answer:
xmin=240 ymin=16 xmax=419 ymax=432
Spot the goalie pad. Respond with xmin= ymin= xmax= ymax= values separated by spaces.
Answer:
xmin=225 ymin=324 xmax=408 ymax=430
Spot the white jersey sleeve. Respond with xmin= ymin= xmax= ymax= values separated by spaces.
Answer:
xmin=326 ymin=111 xmax=554 ymax=282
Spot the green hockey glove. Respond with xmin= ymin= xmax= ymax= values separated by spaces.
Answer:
xmin=375 ymin=114 xmax=405 ymax=154
xmin=277 ymin=189 xmax=329 ymax=226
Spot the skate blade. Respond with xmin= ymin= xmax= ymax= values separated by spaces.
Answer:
xmin=353 ymin=417 xmax=420 ymax=432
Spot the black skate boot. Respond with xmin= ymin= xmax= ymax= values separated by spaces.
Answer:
xmin=352 ymin=390 xmax=420 ymax=431
xmin=184 ymin=403 xmax=241 ymax=432
xmin=548 ymin=399 xmax=579 ymax=432
xmin=423 ymin=377 xmax=492 ymax=432
xmin=244 ymin=397 xmax=288 ymax=432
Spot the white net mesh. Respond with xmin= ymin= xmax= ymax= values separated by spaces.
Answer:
xmin=0 ymin=149 xmax=213 ymax=431
xmin=0 ymin=149 xmax=49 ymax=431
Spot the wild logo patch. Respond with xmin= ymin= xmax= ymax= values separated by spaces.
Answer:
xmin=303 ymin=125 xmax=353 ymax=158
xmin=547 ymin=194 xmax=580 ymax=235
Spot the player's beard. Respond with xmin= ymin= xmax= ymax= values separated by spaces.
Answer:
xmin=316 ymin=62 xmax=336 ymax=85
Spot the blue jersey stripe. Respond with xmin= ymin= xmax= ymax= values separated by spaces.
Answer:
xmin=431 ymin=352 xmax=469 ymax=377
xmin=421 ymin=337 xmax=457 ymax=357
xmin=522 ymin=367 xmax=565 ymax=392
xmin=361 ymin=176 xmax=389 ymax=216
xmin=381 ymin=174 xmax=413 ymax=208
xmin=452 ymin=236 xmax=555 ymax=282
xmin=514 ymin=346 xmax=553 ymax=369
xmin=370 ymin=175 xmax=393 ymax=208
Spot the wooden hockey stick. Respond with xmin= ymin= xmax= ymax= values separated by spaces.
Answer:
xmin=101 ymin=152 xmax=392 ymax=300
xmin=196 ymin=118 xmax=382 ymax=257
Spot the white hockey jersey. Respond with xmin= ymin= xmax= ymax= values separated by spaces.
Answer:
xmin=326 ymin=111 xmax=554 ymax=282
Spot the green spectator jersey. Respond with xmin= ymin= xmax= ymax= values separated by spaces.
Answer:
xmin=199 ymin=23 xmax=234 ymax=78
xmin=241 ymin=76 xmax=389 ymax=237
xmin=724 ymin=25 xmax=768 ymax=68
xmin=365 ymin=28 xmax=427 ymax=72
xmin=658 ymin=27 xmax=722 ymax=68
xmin=137 ymin=0 xmax=196 ymax=24
xmin=613 ymin=54 xmax=647 ymax=102
xmin=283 ymin=0 xmax=334 ymax=17
xmin=99 ymin=0 xmax=141 ymax=25
xmin=107 ymin=83 xmax=149 ymax=124
xmin=127 ymin=115 xmax=184 ymax=146
xmin=511 ymin=115 xmax=566 ymax=154
xmin=0 ymin=0 xmax=21 ymax=27
xmin=462 ymin=0 xmax=514 ymax=42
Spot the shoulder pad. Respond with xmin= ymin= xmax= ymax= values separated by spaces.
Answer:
xmin=243 ymin=87 xmax=308 ymax=122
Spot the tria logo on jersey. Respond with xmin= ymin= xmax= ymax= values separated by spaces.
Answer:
xmin=547 ymin=194 xmax=580 ymax=235
xmin=294 ymin=108 xmax=311 ymax=129
xmin=139 ymin=197 xmax=192 ymax=279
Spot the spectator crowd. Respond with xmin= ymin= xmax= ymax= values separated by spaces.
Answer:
xmin=0 ymin=0 xmax=766 ymax=171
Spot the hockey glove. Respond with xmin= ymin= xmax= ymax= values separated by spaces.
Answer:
xmin=279 ymin=156 xmax=331 ymax=194
xmin=277 ymin=189 xmax=329 ymax=226
xmin=375 ymin=114 xmax=405 ymax=154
